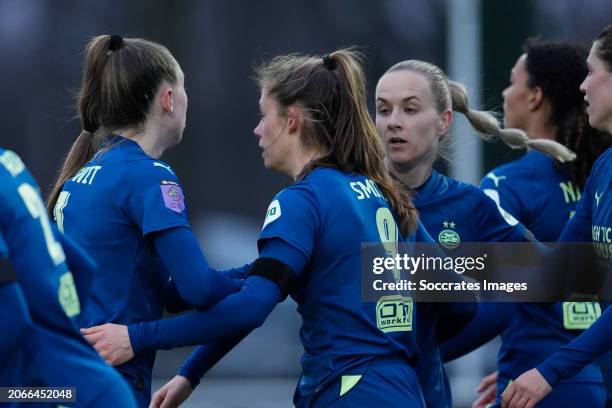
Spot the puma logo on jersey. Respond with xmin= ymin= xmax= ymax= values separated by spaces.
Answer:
xmin=485 ymin=172 xmax=506 ymax=187
xmin=153 ymin=162 xmax=175 ymax=175
xmin=595 ymin=191 xmax=603 ymax=207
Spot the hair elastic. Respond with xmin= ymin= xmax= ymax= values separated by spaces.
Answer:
xmin=108 ymin=34 xmax=124 ymax=52
xmin=322 ymin=54 xmax=336 ymax=71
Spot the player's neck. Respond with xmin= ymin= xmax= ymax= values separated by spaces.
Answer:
xmin=115 ymin=124 xmax=174 ymax=159
xmin=385 ymin=157 xmax=432 ymax=190
xmin=525 ymin=116 xmax=556 ymax=142
xmin=288 ymin=145 xmax=325 ymax=180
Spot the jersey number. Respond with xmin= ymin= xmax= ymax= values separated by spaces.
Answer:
xmin=374 ymin=207 xmax=413 ymax=333
xmin=18 ymin=183 xmax=65 ymax=265
xmin=53 ymin=191 xmax=70 ymax=233
xmin=18 ymin=184 xmax=80 ymax=317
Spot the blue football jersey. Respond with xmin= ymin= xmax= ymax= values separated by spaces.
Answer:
xmin=535 ymin=148 xmax=611 ymax=390
xmin=258 ymin=167 xmax=419 ymax=399
xmin=0 ymin=148 xmax=133 ymax=407
xmin=412 ymin=170 xmax=529 ymax=408
xmin=480 ymin=151 xmax=580 ymax=242
xmin=480 ymin=151 xmax=603 ymax=394
xmin=415 ymin=170 xmax=528 ymax=248
xmin=560 ymin=147 xmax=611 ymax=255
xmin=55 ymin=136 xmax=191 ymax=389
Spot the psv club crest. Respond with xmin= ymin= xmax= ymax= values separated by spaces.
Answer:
xmin=438 ymin=220 xmax=460 ymax=249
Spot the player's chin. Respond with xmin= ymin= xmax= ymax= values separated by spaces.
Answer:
xmin=587 ymin=109 xmax=604 ymax=130
xmin=261 ymin=151 xmax=273 ymax=169
xmin=263 ymin=156 xmax=284 ymax=173
xmin=386 ymin=148 xmax=415 ymax=166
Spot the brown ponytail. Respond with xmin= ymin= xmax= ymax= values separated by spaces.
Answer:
xmin=255 ymin=49 xmax=418 ymax=235
xmin=46 ymin=34 xmax=179 ymax=215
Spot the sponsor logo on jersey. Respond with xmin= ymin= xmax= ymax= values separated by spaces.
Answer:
xmin=262 ymin=199 xmax=281 ymax=229
xmin=438 ymin=220 xmax=460 ymax=249
xmin=563 ymin=302 xmax=601 ymax=330
xmin=376 ymin=295 xmax=413 ymax=333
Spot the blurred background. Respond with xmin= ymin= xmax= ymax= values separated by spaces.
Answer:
xmin=2 ymin=0 xmax=611 ymax=406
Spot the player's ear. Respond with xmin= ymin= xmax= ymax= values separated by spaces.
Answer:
xmin=285 ymin=105 xmax=302 ymax=134
xmin=160 ymin=85 xmax=174 ymax=113
xmin=437 ymin=109 xmax=452 ymax=138
xmin=527 ymin=86 xmax=544 ymax=112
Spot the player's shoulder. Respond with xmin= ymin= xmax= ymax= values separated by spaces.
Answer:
xmin=281 ymin=167 xmax=342 ymax=196
xmin=440 ymin=173 xmax=482 ymax=199
xmin=480 ymin=153 xmax=551 ymax=193
xmin=487 ymin=152 xmax=544 ymax=178
xmin=591 ymin=147 xmax=612 ymax=176
xmin=444 ymin=176 xmax=499 ymax=211
xmin=265 ymin=171 xmax=330 ymax=221
xmin=122 ymin=157 xmax=182 ymax=190
xmin=298 ymin=166 xmax=374 ymax=196
xmin=299 ymin=166 xmax=346 ymax=186
xmin=584 ymin=147 xmax=612 ymax=195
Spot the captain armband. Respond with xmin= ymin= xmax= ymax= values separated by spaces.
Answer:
xmin=247 ymin=257 xmax=296 ymax=300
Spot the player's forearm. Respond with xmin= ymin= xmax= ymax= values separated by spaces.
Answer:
xmin=153 ymin=227 xmax=243 ymax=308
xmin=163 ymin=265 xmax=250 ymax=313
xmin=128 ymin=276 xmax=279 ymax=353
xmin=178 ymin=335 xmax=249 ymax=388
xmin=220 ymin=264 xmax=251 ymax=279
xmin=537 ymin=305 xmax=612 ymax=387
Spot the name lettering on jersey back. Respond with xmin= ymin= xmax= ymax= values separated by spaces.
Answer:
xmin=350 ymin=179 xmax=383 ymax=200
xmin=559 ymin=181 xmax=581 ymax=204
xmin=70 ymin=166 xmax=101 ymax=185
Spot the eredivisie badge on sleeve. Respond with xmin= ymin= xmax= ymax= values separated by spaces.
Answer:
xmin=160 ymin=180 xmax=185 ymax=213
xmin=262 ymin=199 xmax=281 ymax=229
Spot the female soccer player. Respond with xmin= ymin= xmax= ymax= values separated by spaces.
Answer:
xmin=502 ymin=26 xmax=612 ymax=408
xmin=0 ymin=148 xmax=135 ymax=407
xmin=134 ymin=49 xmax=437 ymax=408
xmin=374 ymin=58 xmax=575 ymax=407
xmin=449 ymin=41 xmax=610 ymax=408
xmin=46 ymin=34 xmax=245 ymax=407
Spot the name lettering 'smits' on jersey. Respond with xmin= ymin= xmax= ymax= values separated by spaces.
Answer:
xmin=160 ymin=181 xmax=185 ymax=213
